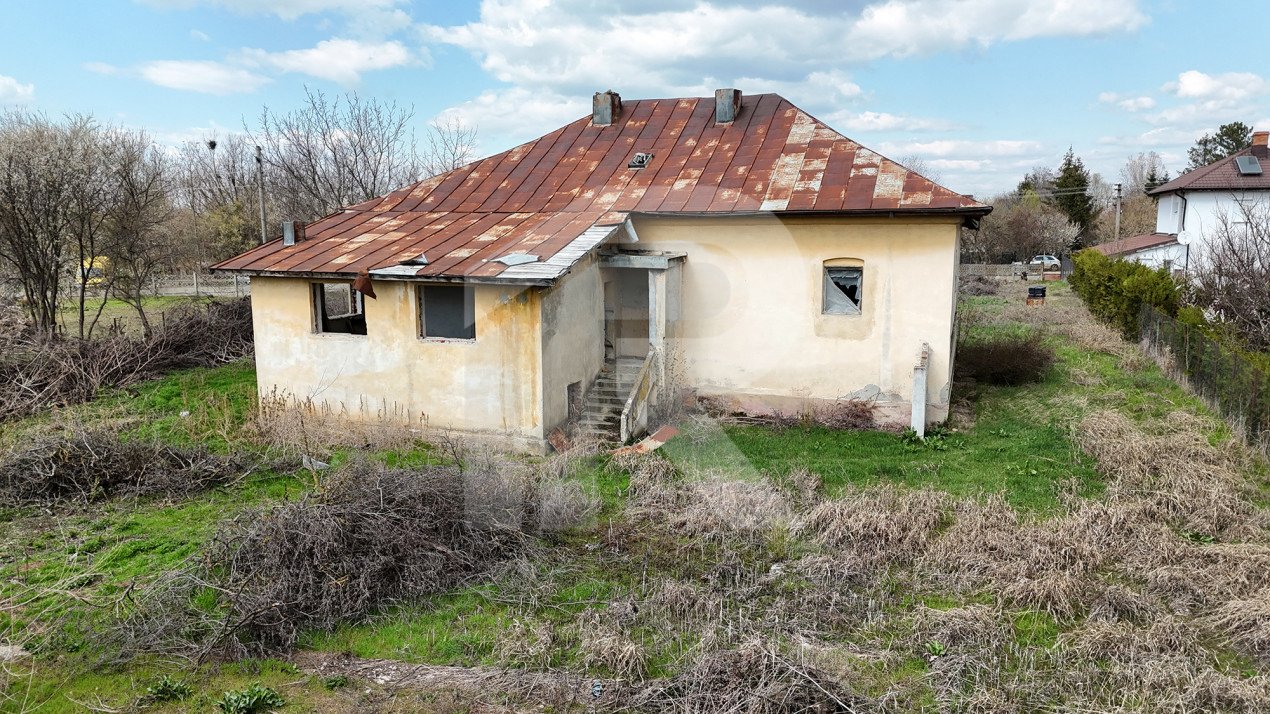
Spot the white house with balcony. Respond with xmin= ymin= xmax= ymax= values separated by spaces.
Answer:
xmin=1101 ymin=130 xmax=1270 ymax=273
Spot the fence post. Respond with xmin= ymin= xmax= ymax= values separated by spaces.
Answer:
xmin=193 ymin=269 xmax=201 ymax=297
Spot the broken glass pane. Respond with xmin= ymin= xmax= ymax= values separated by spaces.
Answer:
xmin=823 ymin=267 xmax=862 ymax=315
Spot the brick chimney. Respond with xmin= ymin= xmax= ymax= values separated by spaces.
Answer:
xmin=592 ymin=90 xmax=621 ymax=126
xmin=1253 ymin=130 xmax=1269 ymax=158
xmin=715 ymin=88 xmax=742 ymax=124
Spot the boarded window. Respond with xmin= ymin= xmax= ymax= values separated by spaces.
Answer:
xmin=823 ymin=266 xmax=863 ymax=315
xmin=419 ymin=284 xmax=476 ymax=340
xmin=313 ymin=282 xmax=366 ymax=335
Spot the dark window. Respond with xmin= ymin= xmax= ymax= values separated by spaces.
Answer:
xmin=823 ymin=266 xmax=863 ymax=315
xmin=313 ymin=282 xmax=366 ymax=335
xmin=419 ymin=284 xmax=476 ymax=340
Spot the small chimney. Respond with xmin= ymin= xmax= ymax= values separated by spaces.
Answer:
xmin=715 ymin=88 xmax=742 ymax=124
xmin=282 ymin=220 xmax=304 ymax=247
xmin=1254 ymin=131 xmax=1270 ymax=158
xmin=592 ymin=90 xmax=622 ymax=126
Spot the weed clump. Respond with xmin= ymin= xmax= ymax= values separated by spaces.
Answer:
xmin=956 ymin=331 xmax=1056 ymax=385
xmin=206 ymin=457 xmax=593 ymax=653
xmin=0 ymin=426 xmax=247 ymax=506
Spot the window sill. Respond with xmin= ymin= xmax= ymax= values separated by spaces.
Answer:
xmin=312 ymin=331 xmax=368 ymax=338
xmin=419 ymin=336 xmax=477 ymax=345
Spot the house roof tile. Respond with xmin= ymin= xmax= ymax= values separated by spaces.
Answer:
xmin=1090 ymin=232 xmax=1178 ymax=257
xmin=214 ymin=93 xmax=989 ymax=283
xmin=1148 ymin=145 xmax=1270 ymax=195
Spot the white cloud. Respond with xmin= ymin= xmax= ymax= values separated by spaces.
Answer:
xmin=426 ymin=0 xmax=1146 ymax=100
xmin=1098 ymin=91 xmax=1156 ymax=112
xmin=829 ymin=110 xmax=956 ymax=132
xmin=84 ymin=62 xmax=121 ymax=76
xmin=844 ymin=0 xmax=1146 ymax=60
xmin=190 ymin=29 xmax=210 ymax=41
xmin=238 ymin=38 xmax=416 ymax=85
xmin=0 ymin=75 xmax=34 ymax=104
xmin=878 ymin=139 xmax=1043 ymax=158
xmin=434 ymin=87 xmax=589 ymax=150
xmin=139 ymin=60 xmax=270 ymax=95
xmin=1164 ymin=70 xmax=1267 ymax=102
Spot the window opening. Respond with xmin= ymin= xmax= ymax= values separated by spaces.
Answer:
xmin=823 ymin=266 xmax=863 ymax=315
xmin=419 ymin=284 xmax=476 ymax=340
xmin=313 ymin=282 xmax=366 ymax=335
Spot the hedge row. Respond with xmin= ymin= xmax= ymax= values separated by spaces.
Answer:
xmin=1069 ymin=249 xmax=1181 ymax=338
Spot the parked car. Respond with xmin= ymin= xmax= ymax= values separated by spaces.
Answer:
xmin=1029 ymin=254 xmax=1060 ymax=271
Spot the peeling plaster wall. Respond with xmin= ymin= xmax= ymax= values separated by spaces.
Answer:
xmin=249 ymin=277 xmax=546 ymax=451
xmin=630 ymin=214 xmax=960 ymax=425
xmin=540 ymin=255 xmax=606 ymax=434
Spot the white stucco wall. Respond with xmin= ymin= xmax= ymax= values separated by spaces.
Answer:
xmin=628 ymin=213 xmax=960 ymax=425
xmin=1156 ymin=189 xmax=1270 ymax=271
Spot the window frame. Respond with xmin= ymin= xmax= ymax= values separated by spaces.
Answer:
xmin=417 ymin=283 xmax=477 ymax=342
xmin=822 ymin=263 xmax=864 ymax=316
xmin=311 ymin=281 xmax=367 ymax=336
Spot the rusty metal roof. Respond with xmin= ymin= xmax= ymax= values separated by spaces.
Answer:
xmin=214 ymin=93 xmax=989 ymax=283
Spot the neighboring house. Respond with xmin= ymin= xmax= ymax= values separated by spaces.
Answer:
xmin=1112 ymin=129 xmax=1270 ymax=273
xmin=1090 ymin=232 xmax=1184 ymax=271
xmin=213 ymin=89 xmax=990 ymax=453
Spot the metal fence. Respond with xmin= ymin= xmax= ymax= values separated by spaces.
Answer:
xmin=1139 ymin=306 xmax=1269 ymax=456
xmin=151 ymin=272 xmax=250 ymax=297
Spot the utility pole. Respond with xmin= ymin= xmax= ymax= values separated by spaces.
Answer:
xmin=1113 ymin=182 xmax=1123 ymax=241
xmin=255 ymin=144 xmax=267 ymax=243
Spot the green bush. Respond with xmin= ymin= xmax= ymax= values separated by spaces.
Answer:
xmin=1070 ymin=249 xmax=1180 ymax=337
xmin=214 ymin=683 xmax=285 ymax=714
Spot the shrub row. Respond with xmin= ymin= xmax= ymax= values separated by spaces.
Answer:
xmin=1069 ymin=249 xmax=1180 ymax=338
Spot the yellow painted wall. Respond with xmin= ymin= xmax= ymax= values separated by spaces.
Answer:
xmin=540 ymin=255 xmax=606 ymax=433
xmin=629 ymin=214 xmax=960 ymax=423
xmin=249 ymin=277 xmax=546 ymax=450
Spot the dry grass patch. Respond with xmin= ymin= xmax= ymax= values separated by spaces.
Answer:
xmin=799 ymin=486 xmax=948 ymax=568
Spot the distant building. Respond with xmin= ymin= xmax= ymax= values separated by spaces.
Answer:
xmin=1103 ymin=129 xmax=1270 ymax=273
xmin=214 ymin=89 xmax=990 ymax=452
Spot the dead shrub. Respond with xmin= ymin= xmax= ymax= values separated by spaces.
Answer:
xmin=799 ymin=486 xmax=947 ymax=568
xmin=810 ymin=399 xmax=876 ymax=430
xmin=494 ymin=618 xmax=556 ymax=668
xmin=670 ymin=475 xmax=791 ymax=543
xmin=203 ymin=457 xmax=579 ymax=653
xmin=0 ymin=298 xmax=252 ymax=422
xmin=632 ymin=637 xmax=868 ymax=713
xmin=252 ymin=390 xmax=422 ymax=457
xmin=959 ymin=274 xmax=1000 ymax=296
xmin=1205 ymin=589 xmax=1270 ymax=661
xmin=911 ymin=604 xmax=1010 ymax=651
xmin=645 ymin=580 xmax=716 ymax=624
xmin=0 ymin=426 xmax=248 ymax=506
xmin=955 ymin=331 xmax=1056 ymax=385
xmin=1078 ymin=409 xmax=1257 ymax=537
xmin=575 ymin=615 xmax=647 ymax=682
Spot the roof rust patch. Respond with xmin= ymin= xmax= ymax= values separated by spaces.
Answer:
xmin=214 ymin=93 xmax=988 ymax=280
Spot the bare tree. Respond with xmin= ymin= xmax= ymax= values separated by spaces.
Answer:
xmin=1195 ymin=200 xmax=1270 ymax=349
xmin=105 ymin=130 xmax=175 ymax=339
xmin=250 ymin=87 xmax=425 ymax=221
xmin=970 ymin=191 xmax=1079 ymax=263
xmin=422 ymin=116 xmax=478 ymax=178
xmin=898 ymin=153 xmax=941 ymax=184
xmin=0 ymin=111 xmax=85 ymax=334
xmin=174 ymin=133 xmax=271 ymax=263
xmin=1120 ymin=151 xmax=1167 ymax=195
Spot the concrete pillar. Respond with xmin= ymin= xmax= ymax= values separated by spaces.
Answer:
xmin=911 ymin=343 xmax=931 ymax=437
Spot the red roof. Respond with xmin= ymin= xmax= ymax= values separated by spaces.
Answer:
xmin=1090 ymin=232 xmax=1178 ymax=257
xmin=214 ymin=93 xmax=989 ymax=283
xmin=1149 ymin=145 xmax=1270 ymax=195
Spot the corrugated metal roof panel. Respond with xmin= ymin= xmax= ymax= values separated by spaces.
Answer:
xmin=213 ymin=93 xmax=989 ymax=281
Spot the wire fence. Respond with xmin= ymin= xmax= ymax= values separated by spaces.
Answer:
xmin=1139 ymin=305 xmax=1269 ymax=456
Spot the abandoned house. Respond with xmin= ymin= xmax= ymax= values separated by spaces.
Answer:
xmin=213 ymin=89 xmax=990 ymax=453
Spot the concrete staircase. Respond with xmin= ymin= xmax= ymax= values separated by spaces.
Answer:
xmin=576 ymin=358 xmax=643 ymax=442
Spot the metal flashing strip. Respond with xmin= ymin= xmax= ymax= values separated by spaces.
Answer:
xmin=497 ymin=222 xmax=625 ymax=280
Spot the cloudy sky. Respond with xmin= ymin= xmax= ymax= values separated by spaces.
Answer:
xmin=1 ymin=0 xmax=1267 ymax=197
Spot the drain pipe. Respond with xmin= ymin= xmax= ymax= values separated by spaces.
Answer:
xmin=911 ymin=343 xmax=931 ymax=437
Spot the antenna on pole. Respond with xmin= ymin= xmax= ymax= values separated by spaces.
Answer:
xmin=255 ymin=145 xmax=267 ymax=245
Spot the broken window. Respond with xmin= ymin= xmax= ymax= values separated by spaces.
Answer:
xmin=823 ymin=266 xmax=863 ymax=315
xmin=313 ymin=282 xmax=366 ymax=335
xmin=419 ymin=284 xmax=476 ymax=340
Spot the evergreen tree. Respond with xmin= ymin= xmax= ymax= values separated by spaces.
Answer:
xmin=1186 ymin=121 xmax=1252 ymax=171
xmin=1053 ymin=148 xmax=1095 ymax=249
xmin=1143 ymin=166 xmax=1170 ymax=193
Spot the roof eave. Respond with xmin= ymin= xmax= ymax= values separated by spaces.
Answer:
xmin=208 ymin=267 xmax=558 ymax=288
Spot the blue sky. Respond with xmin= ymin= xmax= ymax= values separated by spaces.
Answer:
xmin=2 ymin=0 xmax=1269 ymax=198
